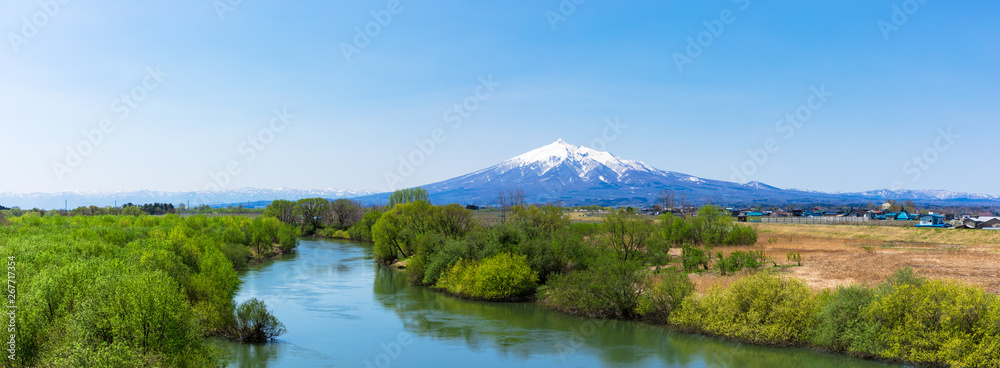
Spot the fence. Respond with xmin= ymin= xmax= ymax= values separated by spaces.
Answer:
xmin=757 ymin=216 xmax=918 ymax=227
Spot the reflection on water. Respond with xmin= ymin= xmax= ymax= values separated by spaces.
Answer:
xmin=217 ymin=239 xmax=900 ymax=368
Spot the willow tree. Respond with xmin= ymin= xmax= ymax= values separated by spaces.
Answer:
xmin=388 ymin=187 xmax=429 ymax=207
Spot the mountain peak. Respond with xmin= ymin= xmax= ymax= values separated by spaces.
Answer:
xmin=495 ymin=140 xmax=656 ymax=177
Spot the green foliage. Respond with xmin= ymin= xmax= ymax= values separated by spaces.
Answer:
xmin=726 ymin=225 xmax=758 ymax=245
xmin=434 ymin=203 xmax=476 ymax=238
xmin=661 ymin=205 xmax=757 ymax=246
xmin=0 ymin=214 xmax=299 ymax=367
xmin=435 ymin=253 xmax=538 ymax=301
xmin=294 ymin=197 xmax=329 ymax=235
xmin=810 ymin=285 xmax=882 ymax=356
xmin=786 ymin=251 xmax=802 ymax=266
xmin=372 ymin=201 xmax=442 ymax=263
xmin=264 ymin=199 xmax=297 ymax=224
xmin=232 ymin=298 xmax=287 ymax=343
xmin=388 ymin=187 xmax=429 ymax=207
xmin=540 ymin=253 xmax=645 ymax=319
xmin=670 ymin=272 xmax=817 ymax=345
xmin=510 ymin=205 xmax=569 ymax=235
xmin=680 ymin=244 xmax=713 ymax=272
xmin=602 ymin=209 xmax=665 ymax=263
xmin=715 ymin=250 xmax=769 ymax=275
xmin=867 ymin=277 xmax=999 ymax=367
xmin=347 ymin=209 xmax=383 ymax=241
xmin=635 ymin=269 xmax=695 ymax=324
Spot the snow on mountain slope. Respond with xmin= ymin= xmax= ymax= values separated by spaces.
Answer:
xmin=356 ymin=139 xmax=1000 ymax=207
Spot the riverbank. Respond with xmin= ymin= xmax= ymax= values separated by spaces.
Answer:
xmin=219 ymin=238 xmax=902 ymax=368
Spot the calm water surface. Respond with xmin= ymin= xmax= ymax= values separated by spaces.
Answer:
xmin=213 ymin=239 xmax=902 ymax=368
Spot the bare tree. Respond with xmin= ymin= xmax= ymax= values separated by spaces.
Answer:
xmin=328 ymin=199 xmax=364 ymax=229
xmin=658 ymin=189 xmax=675 ymax=211
xmin=497 ymin=187 xmax=526 ymax=223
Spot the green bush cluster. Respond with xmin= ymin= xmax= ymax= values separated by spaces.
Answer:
xmin=0 ymin=214 xmax=296 ymax=367
xmin=662 ymin=205 xmax=757 ymax=246
xmin=231 ymin=298 xmax=287 ymax=343
xmin=539 ymin=254 xmax=645 ymax=319
xmin=817 ymin=271 xmax=1000 ymax=367
xmin=680 ymin=244 xmax=713 ymax=272
xmin=435 ymin=253 xmax=538 ymax=301
xmin=663 ymin=268 xmax=1000 ymax=367
xmin=670 ymin=272 xmax=817 ymax=345
xmin=715 ymin=250 xmax=769 ymax=275
xmin=635 ymin=269 xmax=695 ymax=324
xmin=372 ymin=200 xmax=585 ymax=289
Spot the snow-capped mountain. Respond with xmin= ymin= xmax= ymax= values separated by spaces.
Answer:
xmin=0 ymin=187 xmax=378 ymax=210
xmin=357 ymin=139 xmax=1000 ymax=207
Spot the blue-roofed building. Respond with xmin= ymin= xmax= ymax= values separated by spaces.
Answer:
xmin=895 ymin=211 xmax=915 ymax=221
xmin=916 ymin=214 xmax=951 ymax=228
xmin=747 ymin=211 xmax=763 ymax=223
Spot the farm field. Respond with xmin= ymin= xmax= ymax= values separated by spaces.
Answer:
xmin=690 ymin=223 xmax=1000 ymax=294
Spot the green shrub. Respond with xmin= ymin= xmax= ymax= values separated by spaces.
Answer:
xmin=726 ymin=225 xmax=758 ymax=246
xmin=435 ymin=253 xmax=537 ymax=301
xmin=436 ymin=258 xmax=478 ymax=296
xmin=471 ymin=252 xmax=538 ymax=300
xmin=867 ymin=278 xmax=999 ymax=367
xmin=716 ymin=250 xmax=769 ymax=275
xmin=232 ymin=298 xmax=287 ymax=343
xmin=670 ymin=272 xmax=817 ymax=345
xmin=636 ymin=269 xmax=695 ymax=324
xmin=422 ymin=238 xmax=477 ymax=285
xmin=681 ymin=244 xmax=712 ymax=272
xmin=540 ymin=254 xmax=644 ymax=319
xmin=809 ymin=284 xmax=882 ymax=356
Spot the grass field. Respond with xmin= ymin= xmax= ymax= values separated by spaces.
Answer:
xmin=699 ymin=223 xmax=1000 ymax=294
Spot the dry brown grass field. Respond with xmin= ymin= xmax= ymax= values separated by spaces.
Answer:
xmin=704 ymin=223 xmax=1000 ymax=294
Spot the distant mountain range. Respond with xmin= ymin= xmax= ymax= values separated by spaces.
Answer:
xmin=5 ymin=140 xmax=996 ymax=209
xmin=354 ymin=139 xmax=1000 ymax=207
xmin=0 ymin=188 xmax=378 ymax=210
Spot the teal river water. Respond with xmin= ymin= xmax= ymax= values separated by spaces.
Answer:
xmin=212 ymin=239 xmax=903 ymax=368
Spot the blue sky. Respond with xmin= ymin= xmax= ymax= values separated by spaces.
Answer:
xmin=2 ymin=0 xmax=997 ymax=195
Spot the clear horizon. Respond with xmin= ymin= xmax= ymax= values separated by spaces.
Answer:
xmin=3 ymin=1 xmax=997 ymax=196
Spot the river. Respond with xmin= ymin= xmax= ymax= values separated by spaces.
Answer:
xmin=213 ymin=239 xmax=901 ymax=368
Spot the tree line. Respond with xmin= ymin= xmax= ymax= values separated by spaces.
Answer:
xmin=348 ymin=188 xmax=998 ymax=367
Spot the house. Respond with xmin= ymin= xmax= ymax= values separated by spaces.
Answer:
xmin=747 ymin=211 xmax=763 ymax=223
xmin=916 ymin=214 xmax=951 ymax=228
xmin=961 ymin=217 xmax=1000 ymax=229
xmin=895 ymin=211 xmax=916 ymax=221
